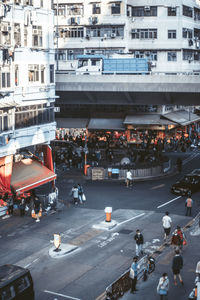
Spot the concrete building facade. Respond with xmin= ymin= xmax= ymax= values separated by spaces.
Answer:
xmin=0 ymin=0 xmax=56 ymax=158
xmin=54 ymin=0 xmax=200 ymax=74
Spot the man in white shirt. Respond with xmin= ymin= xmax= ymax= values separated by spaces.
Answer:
xmin=162 ymin=211 xmax=172 ymax=242
xmin=126 ymin=169 xmax=133 ymax=188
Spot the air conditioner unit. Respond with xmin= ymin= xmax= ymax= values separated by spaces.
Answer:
xmin=194 ymin=37 xmax=198 ymax=41
xmin=111 ymin=33 xmax=116 ymax=38
xmin=196 ymin=41 xmax=200 ymax=48
xmin=96 ymin=4 xmax=100 ymax=8
xmin=144 ymin=6 xmax=150 ymax=11
xmin=151 ymin=62 xmax=156 ymax=67
xmin=86 ymin=51 xmax=91 ymax=54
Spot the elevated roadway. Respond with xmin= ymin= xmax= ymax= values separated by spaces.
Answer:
xmin=56 ymin=73 xmax=200 ymax=105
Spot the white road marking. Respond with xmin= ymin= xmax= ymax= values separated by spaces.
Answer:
xmin=24 ymin=258 xmax=39 ymax=268
xmin=151 ymin=184 xmax=165 ymax=190
xmin=44 ymin=290 xmax=81 ymax=300
xmin=157 ymin=196 xmax=182 ymax=208
xmin=117 ymin=213 xmax=145 ymax=227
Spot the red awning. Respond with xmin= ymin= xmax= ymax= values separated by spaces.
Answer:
xmin=11 ymin=158 xmax=57 ymax=194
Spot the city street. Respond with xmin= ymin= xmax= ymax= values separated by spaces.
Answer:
xmin=0 ymin=150 xmax=200 ymax=300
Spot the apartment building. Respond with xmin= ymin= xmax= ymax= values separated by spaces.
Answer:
xmin=0 ymin=0 xmax=56 ymax=196
xmin=54 ymin=0 xmax=200 ymax=74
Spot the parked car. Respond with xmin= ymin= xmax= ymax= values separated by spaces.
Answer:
xmin=171 ymin=174 xmax=200 ymax=196
xmin=0 ymin=264 xmax=34 ymax=300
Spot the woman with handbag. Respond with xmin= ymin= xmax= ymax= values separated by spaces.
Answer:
xmin=157 ymin=273 xmax=169 ymax=300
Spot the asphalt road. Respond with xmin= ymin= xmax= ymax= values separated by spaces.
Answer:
xmin=0 ymin=150 xmax=200 ymax=300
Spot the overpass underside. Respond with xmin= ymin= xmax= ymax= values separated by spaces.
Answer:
xmin=56 ymin=90 xmax=200 ymax=105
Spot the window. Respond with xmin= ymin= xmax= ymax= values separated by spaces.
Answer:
xmin=50 ymin=64 xmax=54 ymax=83
xmin=32 ymin=26 xmax=43 ymax=47
xmin=54 ymin=4 xmax=66 ymax=16
xmin=28 ymin=65 xmax=39 ymax=82
xmin=168 ymin=30 xmax=176 ymax=39
xmin=55 ymin=50 xmax=66 ymax=61
xmin=67 ymin=48 xmax=84 ymax=60
xmin=67 ymin=4 xmax=83 ymax=16
xmin=14 ymin=23 xmax=21 ymax=46
xmin=1 ymin=72 xmax=11 ymax=88
xmin=93 ymin=4 xmax=101 ymax=14
xmin=194 ymin=28 xmax=200 ymax=40
xmin=168 ymin=7 xmax=176 ymax=16
xmin=86 ymin=26 xmax=124 ymax=38
xmin=24 ymin=27 xmax=28 ymax=46
xmin=168 ymin=51 xmax=177 ymax=61
xmin=41 ymin=65 xmax=45 ymax=84
xmin=183 ymin=5 xmax=193 ymax=18
xmin=15 ymin=65 xmax=19 ymax=86
xmin=60 ymin=27 xmax=83 ymax=38
xmin=111 ymin=3 xmax=121 ymax=15
xmin=182 ymin=28 xmax=192 ymax=39
xmin=132 ymin=6 xmax=157 ymax=17
xmin=131 ymin=29 xmax=157 ymax=39
xmin=194 ymin=7 xmax=200 ymax=21
xmin=15 ymin=104 xmax=55 ymax=129
xmin=130 ymin=50 xmax=157 ymax=61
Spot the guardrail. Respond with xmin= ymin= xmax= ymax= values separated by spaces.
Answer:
xmin=105 ymin=255 xmax=149 ymax=299
xmin=56 ymin=71 xmax=200 ymax=76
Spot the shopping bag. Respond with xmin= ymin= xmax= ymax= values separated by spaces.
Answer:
xmin=183 ymin=239 xmax=187 ymax=245
xmin=82 ymin=193 xmax=86 ymax=202
xmin=129 ymin=268 xmax=135 ymax=279
xmin=31 ymin=209 xmax=36 ymax=218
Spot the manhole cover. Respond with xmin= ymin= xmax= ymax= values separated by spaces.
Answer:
xmin=118 ymin=229 xmax=133 ymax=235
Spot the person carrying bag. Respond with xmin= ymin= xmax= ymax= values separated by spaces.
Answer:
xmin=157 ymin=273 xmax=169 ymax=300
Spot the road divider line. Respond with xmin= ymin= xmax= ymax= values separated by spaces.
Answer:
xmin=151 ymin=184 xmax=165 ymax=190
xmin=44 ymin=290 xmax=81 ymax=300
xmin=157 ymin=196 xmax=182 ymax=208
xmin=117 ymin=213 xmax=145 ymax=226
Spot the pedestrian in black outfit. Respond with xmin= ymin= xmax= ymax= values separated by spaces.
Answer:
xmin=19 ymin=198 xmax=25 ymax=217
xmin=134 ymin=229 xmax=144 ymax=257
xmin=172 ymin=249 xmax=184 ymax=286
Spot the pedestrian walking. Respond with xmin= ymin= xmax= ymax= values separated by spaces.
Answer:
xmin=162 ymin=211 xmax=172 ymax=242
xmin=185 ymin=194 xmax=193 ymax=216
xmin=71 ymin=185 xmax=79 ymax=205
xmin=77 ymin=183 xmax=83 ymax=204
xmin=134 ymin=229 xmax=144 ymax=257
xmin=34 ymin=197 xmax=41 ymax=222
xmin=176 ymin=226 xmax=185 ymax=250
xmin=8 ymin=195 xmax=14 ymax=215
xmin=129 ymin=256 xmax=139 ymax=293
xmin=157 ymin=273 xmax=169 ymax=300
xmin=172 ymin=249 xmax=184 ymax=286
xmin=19 ymin=198 xmax=25 ymax=217
xmin=126 ymin=169 xmax=133 ymax=188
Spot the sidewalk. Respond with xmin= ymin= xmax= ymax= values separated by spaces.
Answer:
xmin=121 ymin=216 xmax=200 ymax=300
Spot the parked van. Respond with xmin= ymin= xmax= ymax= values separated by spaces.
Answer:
xmin=0 ymin=264 xmax=34 ymax=300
